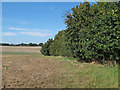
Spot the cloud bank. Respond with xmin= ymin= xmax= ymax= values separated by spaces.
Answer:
xmin=20 ymin=32 xmax=52 ymax=37
xmin=9 ymin=27 xmax=28 ymax=30
xmin=3 ymin=32 xmax=16 ymax=36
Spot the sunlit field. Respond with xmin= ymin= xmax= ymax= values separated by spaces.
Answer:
xmin=2 ymin=46 xmax=118 ymax=88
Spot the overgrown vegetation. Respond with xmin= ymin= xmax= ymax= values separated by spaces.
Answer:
xmin=41 ymin=2 xmax=120 ymax=65
xmin=41 ymin=38 xmax=53 ymax=56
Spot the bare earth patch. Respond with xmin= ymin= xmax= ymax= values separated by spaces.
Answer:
xmin=2 ymin=54 xmax=65 ymax=88
xmin=2 ymin=46 xmax=65 ymax=88
xmin=2 ymin=46 xmax=118 ymax=88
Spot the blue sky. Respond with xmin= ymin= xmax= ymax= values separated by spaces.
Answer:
xmin=2 ymin=2 xmax=96 ymax=44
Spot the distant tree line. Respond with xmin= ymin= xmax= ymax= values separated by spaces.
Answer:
xmin=41 ymin=2 xmax=120 ymax=65
xmin=0 ymin=43 xmax=43 ymax=46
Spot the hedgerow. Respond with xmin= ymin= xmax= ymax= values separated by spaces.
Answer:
xmin=40 ymin=38 xmax=53 ymax=56
xmin=41 ymin=2 xmax=120 ymax=65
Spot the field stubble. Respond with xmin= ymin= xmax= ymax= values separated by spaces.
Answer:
xmin=2 ymin=46 xmax=118 ymax=88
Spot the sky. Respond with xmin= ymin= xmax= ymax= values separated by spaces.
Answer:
xmin=2 ymin=2 xmax=96 ymax=44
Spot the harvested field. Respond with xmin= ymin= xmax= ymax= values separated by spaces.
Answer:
xmin=2 ymin=46 xmax=66 ymax=88
xmin=2 ymin=55 xmax=64 ymax=88
xmin=1 ymin=46 xmax=41 ymax=53
xmin=2 ymin=46 xmax=118 ymax=88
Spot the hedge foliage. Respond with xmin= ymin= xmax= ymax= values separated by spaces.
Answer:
xmin=41 ymin=2 xmax=120 ymax=64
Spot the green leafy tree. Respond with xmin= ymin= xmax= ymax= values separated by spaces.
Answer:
xmin=41 ymin=38 xmax=53 ymax=56
xmin=41 ymin=2 xmax=120 ymax=65
xmin=39 ymin=43 xmax=43 ymax=46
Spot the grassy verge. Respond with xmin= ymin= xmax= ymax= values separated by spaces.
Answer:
xmin=35 ymin=55 xmax=118 ymax=88
xmin=2 ymin=51 xmax=118 ymax=88
xmin=59 ymin=62 xmax=118 ymax=88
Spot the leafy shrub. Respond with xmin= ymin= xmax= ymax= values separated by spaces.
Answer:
xmin=41 ymin=2 xmax=120 ymax=65
xmin=40 ymin=38 xmax=53 ymax=56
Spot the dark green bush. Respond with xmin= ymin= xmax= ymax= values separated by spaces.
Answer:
xmin=40 ymin=38 xmax=53 ymax=56
xmin=41 ymin=2 xmax=120 ymax=65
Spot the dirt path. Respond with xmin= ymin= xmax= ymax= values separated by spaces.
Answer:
xmin=2 ymin=54 xmax=65 ymax=88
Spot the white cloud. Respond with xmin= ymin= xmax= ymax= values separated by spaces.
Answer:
xmin=3 ymin=32 xmax=16 ymax=36
xmin=20 ymin=32 xmax=52 ymax=37
xmin=31 ymin=28 xmax=49 ymax=32
xmin=9 ymin=27 xmax=28 ymax=30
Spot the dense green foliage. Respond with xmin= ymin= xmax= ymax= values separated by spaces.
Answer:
xmin=40 ymin=38 xmax=53 ymax=56
xmin=41 ymin=2 xmax=120 ymax=64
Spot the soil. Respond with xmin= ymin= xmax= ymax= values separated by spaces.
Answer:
xmin=2 ymin=46 xmax=118 ymax=88
xmin=2 ymin=46 xmax=65 ymax=88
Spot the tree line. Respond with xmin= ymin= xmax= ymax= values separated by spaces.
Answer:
xmin=0 ymin=43 xmax=43 ymax=46
xmin=41 ymin=2 xmax=120 ymax=65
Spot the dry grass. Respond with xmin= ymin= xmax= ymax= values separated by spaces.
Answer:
xmin=2 ymin=46 xmax=118 ymax=88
